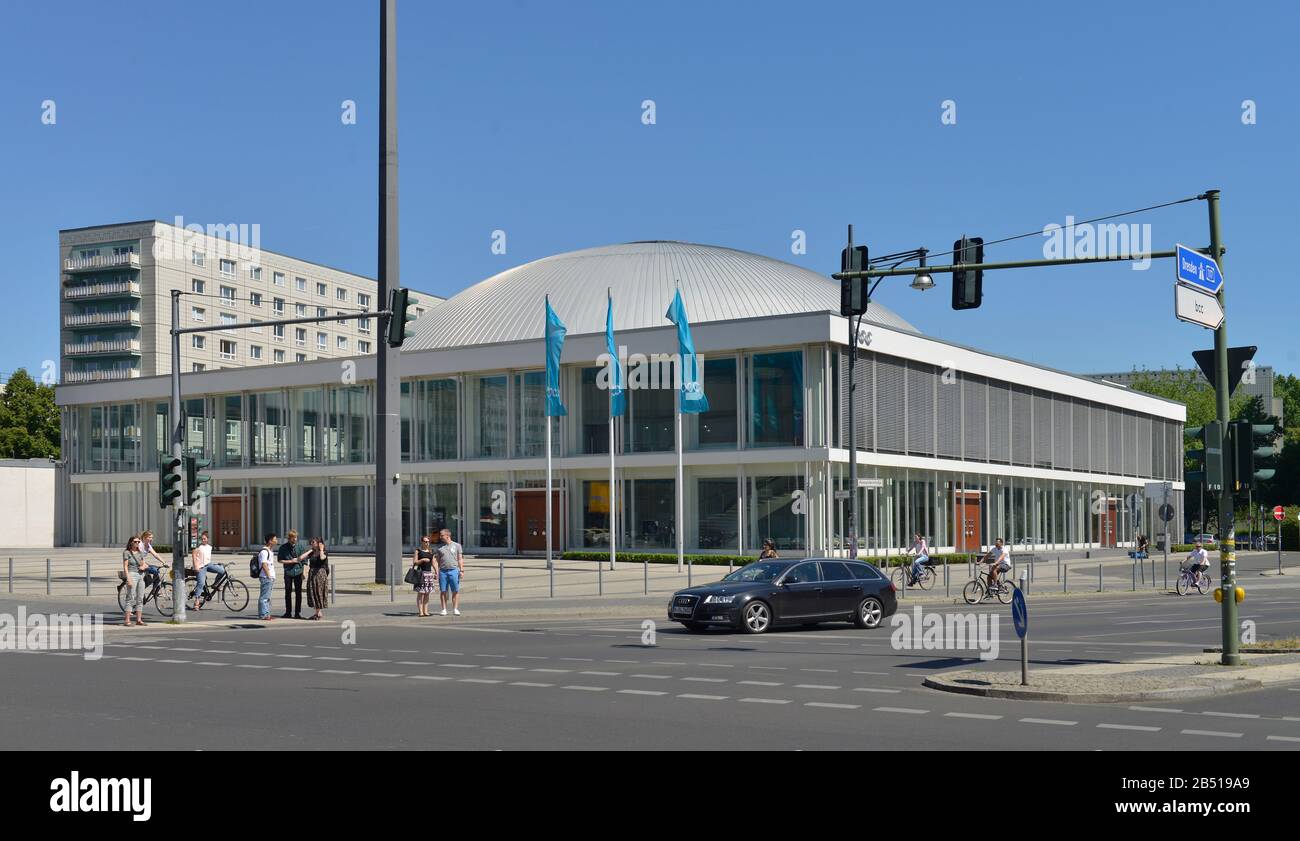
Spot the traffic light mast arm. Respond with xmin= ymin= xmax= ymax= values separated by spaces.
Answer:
xmin=833 ymin=249 xmax=1182 ymax=281
xmin=172 ymin=309 xmax=394 ymax=337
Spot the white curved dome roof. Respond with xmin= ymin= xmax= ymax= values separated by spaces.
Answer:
xmin=405 ymin=241 xmax=918 ymax=351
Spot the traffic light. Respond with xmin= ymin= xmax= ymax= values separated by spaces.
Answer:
xmin=386 ymin=287 xmax=419 ymax=347
xmin=185 ymin=455 xmax=212 ymax=508
xmin=839 ymin=245 xmax=869 ymax=317
xmin=1185 ymin=422 xmax=1224 ymax=491
xmin=951 ymin=235 xmax=984 ymax=310
xmin=1230 ymin=421 xmax=1276 ymax=491
xmin=158 ymin=454 xmax=183 ymax=509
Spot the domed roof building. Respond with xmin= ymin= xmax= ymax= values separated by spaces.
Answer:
xmin=56 ymin=229 xmax=1187 ymax=561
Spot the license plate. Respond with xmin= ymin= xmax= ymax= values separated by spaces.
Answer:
xmin=671 ymin=607 xmax=693 ymax=616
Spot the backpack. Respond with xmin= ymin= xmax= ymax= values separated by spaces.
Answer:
xmin=250 ymin=549 xmax=265 ymax=579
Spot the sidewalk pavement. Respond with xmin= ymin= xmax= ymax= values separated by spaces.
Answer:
xmin=923 ymin=652 xmax=1300 ymax=703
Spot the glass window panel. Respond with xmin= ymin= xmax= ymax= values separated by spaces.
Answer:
xmin=472 ymin=376 xmax=507 ymax=458
xmin=580 ymin=367 xmax=609 ymax=455
xmin=514 ymin=371 xmax=548 ymax=458
xmin=420 ymin=379 xmax=458 ymax=460
xmin=582 ymin=480 xmax=613 ymax=548
xmin=475 ymin=481 xmax=509 ymax=548
xmin=630 ymin=384 xmax=674 ymax=453
xmin=624 ymin=478 xmax=675 ymax=550
xmin=697 ymin=477 xmax=739 ymax=551
xmin=749 ymin=474 xmax=806 ymax=551
xmin=696 ymin=357 xmax=737 ymax=448
xmin=751 ymin=351 xmax=803 ymax=447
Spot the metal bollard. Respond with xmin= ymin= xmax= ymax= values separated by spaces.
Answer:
xmin=499 ymin=562 xmax=504 ymax=599
xmin=8 ymin=557 xmax=12 ymax=593
xmin=549 ymin=563 xmax=554 ymax=598
xmin=1063 ymin=563 xmax=1068 ymax=593
xmin=1098 ymin=563 xmax=1103 ymax=592
xmin=643 ymin=558 xmax=648 ymax=595
xmin=1056 ymin=555 xmax=1061 ymax=582
xmin=86 ymin=559 xmax=91 ymax=596
xmin=1131 ymin=560 xmax=1136 ymax=591
xmin=945 ymin=561 xmax=950 ymax=598
xmin=688 ymin=557 xmax=692 ymax=587
xmin=47 ymin=558 xmax=51 ymax=595
xmin=598 ymin=562 xmax=603 ymax=596
xmin=331 ymin=563 xmax=336 ymax=603
xmin=389 ymin=561 xmax=395 ymax=603
xmin=728 ymin=559 xmax=733 ymax=575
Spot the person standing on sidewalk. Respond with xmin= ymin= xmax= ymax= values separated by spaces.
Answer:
xmin=758 ymin=539 xmax=779 ymax=560
xmin=412 ymin=534 xmax=437 ymax=617
xmin=278 ymin=530 xmax=311 ymax=619
xmin=435 ymin=528 xmax=464 ymax=616
xmin=257 ymin=533 xmax=278 ymax=621
xmin=305 ymin=537 xmax=329 ymax=620
xmin=121 ymin=536 xmax=149 ymax=627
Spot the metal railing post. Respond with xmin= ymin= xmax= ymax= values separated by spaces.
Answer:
xmin=85 ymin=559 xmax=91 ymax=596
xmin=1063 ymin=563 xmax=1068 ymax=593
xmin=549 ymin=563 xmax=554 ymax=598
xmin=1056 ymin=555 xmax=1061 ymax=582
xmin=945 ymin=561 xmax=950 ymax=598
xmin=46 ymin=558 xmax=51 ymax=595
xmin=598 ymin=562 xmax=603 ymax=596
xmin=688 ymin=557 xmax=692 ymax=588
xmin=7 ymin=557 xmax=12 ymax=593
xmin=499 ymin=562 xmax=504 ymax=599
xmin=643 ymin=558 xmax=648 ymax=595
xmin=1098 ymin=562 xmax=1103 ymax=592
xmin=331 ymin=562 xmax=336 ymax=604
xmin=1131 ymin=560 xmax=1136 ymax=591
xmin=389 ymin=560 xmax=395 ymax=603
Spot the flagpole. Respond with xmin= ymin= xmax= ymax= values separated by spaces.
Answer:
xmin=676 ymin=402 xmax=684 ymax=573
xmin=609 ymin=412 xmax=616 ymax=572
xmin=546 ymin=416 xmax=553 ymax=571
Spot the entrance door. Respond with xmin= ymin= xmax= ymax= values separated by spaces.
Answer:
xmin=954 ymin=491 xmax=983 ymax=552
xmin=212 ymin=497 xmax=243 ymax=550
xmin=514 ymin=490 xmax=562 ymax=552
xmin=1094 ymin=500 xmax=1118 ymax=548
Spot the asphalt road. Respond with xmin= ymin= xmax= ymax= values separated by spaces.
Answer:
xmin=2 ymin=571 xmax=1298 ymax=750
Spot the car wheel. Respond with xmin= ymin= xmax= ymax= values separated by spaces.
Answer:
xmin=682 ymin=621 xmax=707 ymax=633
xmin=742 ymin=601 xmax=772 ymax=634
xmin=854 ymin=596 xmax=883 ymax=629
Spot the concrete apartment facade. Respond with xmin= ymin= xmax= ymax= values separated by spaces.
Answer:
xmin=59 ymin=219 xmax=440 ymax=384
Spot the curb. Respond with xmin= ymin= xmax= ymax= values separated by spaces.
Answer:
xmin=922 ymin=672 xmax=1265 ymax=703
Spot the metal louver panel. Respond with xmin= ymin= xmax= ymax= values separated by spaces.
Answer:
xmin=1072 ymin=399 xmax=1090 ymax=472
xmin=1107 ymin=407 xmax=1123 ymax=475
xmin=855 ymin=352 xmax=874 ymax=451
xmin=906 ymin=362 xmax=935 ymax=456
xmin=1033 ymin=391 xmax=1053 ymax=468
xmin=937 ymin=368 xmax=962 ymax=459
xmin=1011 ymin=385 xmax=1032 ymax=467
xmin=1091 ymin=405 xmax=1108 ymax=474
xmin=838 ymin=348 xmax=848 ymax=449
xmin=1124 ymin=410 xmax=1138 ymax=476
xmin=875 ymin=355 xmax=905 ymax=454
xmin=989 ymin=380 xmax=1011 ymax=463
xmin=1053 ymin=394 xmax=1072 ymax=470
xmin=1139 ymin=415 xmax=1153 ymax=479
xmin=962 ymin=375 xmax=987 ymax=461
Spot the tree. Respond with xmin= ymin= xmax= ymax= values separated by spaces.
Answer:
xmin=1275 ymin=373 xmax=1300 ymax=432
xmin=0 ymin=369 xmax=60 ymax=459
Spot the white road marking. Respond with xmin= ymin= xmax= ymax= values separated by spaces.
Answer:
xmin=806 ymin=702 xmax=859 ymax=710
xmin=740 ymin=698 xmax=791 ymax=705
xmin=795 ymin=684 xmax=840 ymax=690
xmin=580 ymin=671 xmax=622 ymax=676
xmin=945 ymin=712 xmax=1002 ymax=720
xmin=630 ymin=674 xmax=671 ymax=680
xmin=681 ymin=677 xmax=727 ymax=683
xmin=1129 ymin=706 xmax=1182 ymax=714
xmin=1266 ymin=735 xmax=1300 ymax=743
xmin=364 ymin=673 xmax=402 ymax=678
xmin=458 ymin=678 xmax=502 ymax=684
xmin=874 ymin=707 xmax=929 ymax=715
xmin=509 ymin=682 xmax=554 ymax=688
xmin=195 ymin=661 xmax=228 ymax=667
xmin=319 ymin=669 xmax=358 ymax=675
xmin=277 ymin=667 xmax=313 ymax=672
xmin=677 ymin=694 xmax=728 ymax=701
xmin=1181 ymin=729 xmax=1243 ymax=738
xmin=1202 ymin=711 xmax=1260 ymax=719
xmin=618 ymin=689 xmax=668 ymax=696
xmin=1097 ymin=723 xmax=1161 ymax=732
xmin=236 ymin=664 xmax=270 ymax=670
xmin=562 ymin=685 xmax=608 ymax=692
xmin=739 ymin=680 xmax=782 ymax=687
xmin=530 ymin=668 xmax=570 ymax=673
xmin=1020 ymin=718 xmax=1077 ymax=726
xmin=854 ymin=687 xmax=902 ymax=694
xmin=408 ymin=675 xmax=451 ymax=681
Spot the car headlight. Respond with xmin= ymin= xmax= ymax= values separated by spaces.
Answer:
xmin=703 ymin=595 xmax=735 ymax=605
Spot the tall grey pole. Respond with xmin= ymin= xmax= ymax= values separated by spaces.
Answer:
xmin=170 ymin=289 xmax=187 ymax=622
xmin=375 ymin=0 xmax=401 ymax=583
xmin=1207 ymin=190 xmax=1239 ymax=666
xmin=846 ymin=225 xmax=858 ymax=559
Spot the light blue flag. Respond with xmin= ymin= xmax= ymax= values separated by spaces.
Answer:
xmin=545 ymin=296 xmax=567 ymax=417
xmin=605 ymin=292 xmax=626 ymax=417
xmin=664 ymin=288 xmax=709 ymax=414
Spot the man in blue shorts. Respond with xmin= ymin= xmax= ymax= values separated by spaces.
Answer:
xmin=435 ymin=528 xmax=465 ymax=616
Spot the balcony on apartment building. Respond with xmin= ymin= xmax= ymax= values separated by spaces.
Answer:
xmin=63 ymin=310 xmax=141 ymax=329
xmin=63 ymin=253 xmax=141 ymax=273
xmin=62 ymin=367 xmax=141 ymax=384
xmin=63 ymin=339 xmax=143 ymax=357
xmin=63 ymin=280 xmax=142 ymax=300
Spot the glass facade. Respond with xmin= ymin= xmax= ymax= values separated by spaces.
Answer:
xmin=60 ymin=342 xmax=1186 ymax=553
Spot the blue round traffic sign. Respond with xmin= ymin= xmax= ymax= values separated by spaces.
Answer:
xmin=1011 ymin=587 xmax=1027 ymax=639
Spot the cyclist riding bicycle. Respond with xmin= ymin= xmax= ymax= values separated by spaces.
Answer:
xmin=1181 ymin=540 xmax=1210 ymax=587
xmin=984 ymin=537 xmax=1011 ymax=591
xmin=907 ymin=532 xmax=930 ymax=586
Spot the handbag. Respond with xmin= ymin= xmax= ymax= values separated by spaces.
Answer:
xmin=404 ymin=566 xmax=422 ymax=586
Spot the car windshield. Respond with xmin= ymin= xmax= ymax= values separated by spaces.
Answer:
xmin=723 ymin=562 xmax=789 ymax=583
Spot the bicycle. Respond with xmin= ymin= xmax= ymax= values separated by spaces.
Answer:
xmin=962 ymin=562 xmax=1016 ymax=605
xmin=116 ymin=567 xmax=175 ymax=617
xmin=185 ymin=566 xmax=250 ymax=613
xmin=1174 ymin=565 xmax=1211 ymax=596
xmin=891 ymin=558 xmax=937 ymax=591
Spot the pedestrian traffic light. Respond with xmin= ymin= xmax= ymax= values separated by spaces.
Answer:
xmin=951 ymin=235 xmax=984 ymax=310
xmin=158 ymin=454 xmax=183 ymax=509
xmin=185 ymin=455 xmax=212 ymax=507
xmin=839 ymin=245 xmax=869 ymax=317
xmin=1185 ymin=422 xmax=1224 ymax=491
xmin=1230 ymin=421 xmax=1276 ymax=491
xmin=387 ymin=287 xmax=419 ymax=347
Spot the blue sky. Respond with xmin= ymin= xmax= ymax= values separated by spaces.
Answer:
xmin=2 ymin=0 xmax=1297 ymax=379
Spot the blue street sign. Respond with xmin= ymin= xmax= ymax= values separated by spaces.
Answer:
xmin=1175 ymin=243 xmax=1224 ymax=294
xmin=1011 ymin=587 xmax=1027 ymax=639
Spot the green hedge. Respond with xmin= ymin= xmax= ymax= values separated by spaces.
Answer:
xmin=562 ymin=552 xmax=752 ymax=566
xmin=561 ymin=551 xmax=979 ymax=568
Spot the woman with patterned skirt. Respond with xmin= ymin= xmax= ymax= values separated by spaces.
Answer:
xmin=412 ymin=534 xmax=437 ymax=617
xmin=306 ymin=537 xmax=330 ymax=620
